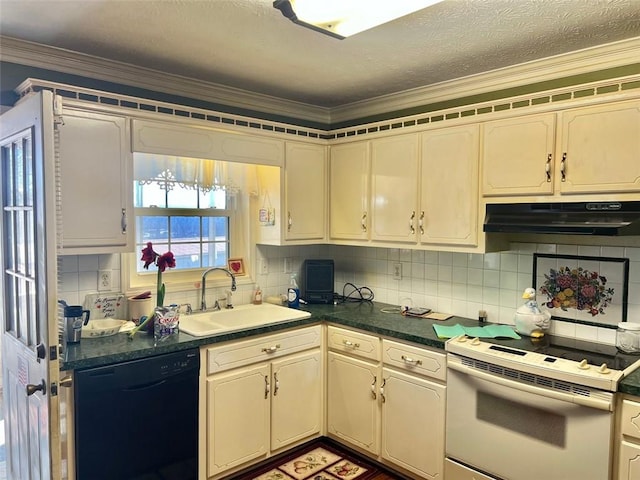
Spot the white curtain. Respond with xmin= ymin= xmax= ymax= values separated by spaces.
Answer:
xmin=134 ymin=153 xmax=239 ymax=193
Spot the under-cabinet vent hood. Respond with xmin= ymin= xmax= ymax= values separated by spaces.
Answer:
xmin=483 ymin=202 xmax=640 ymax=236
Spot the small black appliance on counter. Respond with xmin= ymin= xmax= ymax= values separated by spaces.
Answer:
xmin=302 ymin=259 xmax=334 ymax=304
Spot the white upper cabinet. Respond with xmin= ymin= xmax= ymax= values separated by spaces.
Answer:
xmin=284 ymin=141 xmax=327 ymax=241
xmin=328 ymin=129 xmax=481 ymax=249
xmin=481 ymin=99 xmax=640 ymax=198
xmin=482 ymin=113 xmax=556 ymax=196
xmin=255 ymin=140 xmax=327 ymax=245
xmin=329 ymin=141 xmax=371 ymax=241
xmin=558 ymin=100 xmax=640 ymax=194
xmin=58 ymin=109 xmax=133 ymax=253
xmin=370 ymin=134 xmax=420 ymax=243
xmin=420 ymin=124 xmax=480 ymax=247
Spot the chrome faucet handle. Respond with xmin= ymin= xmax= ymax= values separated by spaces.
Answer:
xmin=179 ymin=303 xmax=193 ymax=315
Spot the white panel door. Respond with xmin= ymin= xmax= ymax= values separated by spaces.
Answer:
xmin=206 ymin=363 xmax=270 ymax=477
xmin=1 ymin=91 xmax=61 ymax=480
xmin=329 ymin=141 xmax=370 ymax=240
xmin=284 ymin=142 xmax=326 ymax=240
xmin=381 ymin=367 xmax=446 ymax=479
xmin=270 ymin=350 xmax=322 ymax=450
xmin=326 ymin=351 xmax=380 ymax=455
xmin=370 ymin=134 xmax=419 ymax=243
xmin=420 ymin=124 xmax=480 ymax=246
xmin=559 ymin=100 xmax=640 ymax=194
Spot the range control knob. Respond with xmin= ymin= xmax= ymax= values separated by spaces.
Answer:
xmin=456 ymin=335 xmax=467 ymax=343
xmin=598 ymin=363 xmax=610 ymax=374
xmin=578 ymin=359 xmax=590 ymax=370
xmin=470 ymin=337 xmax=481 ymax=346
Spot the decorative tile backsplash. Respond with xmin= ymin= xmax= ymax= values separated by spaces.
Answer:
xmin=59 ymin=240 xmax=640 ymax=345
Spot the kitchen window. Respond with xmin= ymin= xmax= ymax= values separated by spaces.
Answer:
xmin=126 ymin=153 xmax=250 ymax=293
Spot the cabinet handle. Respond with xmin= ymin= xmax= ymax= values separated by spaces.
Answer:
xmin=560 ymin=153 xmax=567 ymax=182
xmin=545 ymin=154 xmax=552 ymax=182
xmin=409 ymin=211 xmax=416 ymax=234
xmin=262 ymin=344 xmax=280 ymax=353
xmin=273 ymin=372 xmax=279 ymax=396
xmin=380 ymin=377 xmax=386 ymax=403
xmin=121 ymin=208 xmax=127 ymax=234
xmin=361 ymin=212 xmax=367 ymax=232
xmin=342 ymin=339 xmax=360 ymax=349
xmin=401 ymin=355 xmax=423 ymax=366
xmin=264 ymin=375 xmax=270 ymax=399
xmin=419 ymin=211 xmax=425 ymax=235
xmin=371 ymin=376 xmax=377 ymax=400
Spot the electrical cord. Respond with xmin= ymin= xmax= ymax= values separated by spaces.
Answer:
xmin=336 ymin=282 xmax=375 ymax=303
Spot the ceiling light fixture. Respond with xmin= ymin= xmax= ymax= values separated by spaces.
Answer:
xmin=273 ymin=0 xmax=443 ymax=39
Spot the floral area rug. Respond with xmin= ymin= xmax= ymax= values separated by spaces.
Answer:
xmin=234 ymin=440 xmax=383 ymax=480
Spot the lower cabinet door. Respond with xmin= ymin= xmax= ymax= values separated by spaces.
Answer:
xmin=327 ymin=351 xmax=380 ymax=455
xmin=271 ymin=350 xmax=322 ymax=450
xmin=381 ymin=367 xmax=446 ymax=479
xmin=206 ymin=363 xmax=270 ymax=478
xmin=618 ymin=440 xmax=640 ymax=480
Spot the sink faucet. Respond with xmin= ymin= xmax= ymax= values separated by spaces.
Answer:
xmin=201 ymin=267 xmax=237 ymax=311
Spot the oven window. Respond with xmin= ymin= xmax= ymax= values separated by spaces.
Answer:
xmin=477 ymin=391 xmax=566 ymax=447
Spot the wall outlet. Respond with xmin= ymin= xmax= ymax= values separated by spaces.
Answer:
xmin=284 ymin=257 xmax=292 ymax=273
xmin=98 ymin=270 xmax=112 ymax=291
xmin=393 ymin=263 xmax=402 ymax=280
xmin=259 ymin=258 xmax=269 ymax=274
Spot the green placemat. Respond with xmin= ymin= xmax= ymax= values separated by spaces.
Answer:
xmin=433 ymin=323 xmax=521 ymax=339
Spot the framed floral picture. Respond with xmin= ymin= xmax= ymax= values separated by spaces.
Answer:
xmin=533 ymin=253 xmax=629 ymax=328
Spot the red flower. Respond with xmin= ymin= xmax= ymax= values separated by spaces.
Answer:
xmin=157 ymin=252 xmax=176 ymax=272
xmin=141 ymin=242 xmax=158 ymax=269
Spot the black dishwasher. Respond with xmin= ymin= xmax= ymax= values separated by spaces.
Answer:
xmin=74 ymin=348 xmax=199 ymax=480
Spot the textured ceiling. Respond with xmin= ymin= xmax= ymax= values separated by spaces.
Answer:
xmin=1 ymin=0 xmax=640 ymax=108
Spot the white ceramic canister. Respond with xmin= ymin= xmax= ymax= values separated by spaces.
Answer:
xmin=616 ymin=322 xmax=640 ymax=354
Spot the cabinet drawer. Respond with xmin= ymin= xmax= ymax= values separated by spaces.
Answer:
xmin=206 ymin=325 xmax=321 ymax=375
xmin=445 ymin=459 xmax=497 ymax=480
xmin=382 ymin=339 xmax=446 ymax=382
xmin=327 ymin=325 xmax=380 ymax=361
xmin=620 ymin=398 xmax=640 ymax=440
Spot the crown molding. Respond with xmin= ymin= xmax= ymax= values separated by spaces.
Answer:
xmin=329 ymin=36 xmax=640 ymax=124
xmin=1 ymin=35 xmax=639 ymax=127
xmin=0 ymin=36 xmax=331 ymax=125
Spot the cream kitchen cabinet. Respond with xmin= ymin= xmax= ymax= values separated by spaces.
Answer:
xmin=380 ymin=339 xmax=446 ymax=480
xmin=326 ymin=327 xmax=381 ymax=455
xmin=201 ymin=325 xmax=322 ymax=479
xmin=329 ymin=127 xmax=479 ymax=248
xmin=326 ymin=326 xmax=447 ymax=479
xmin=420 ymin=124 xmax=480 ymax=247
xmin=616 ymin=396 xmax=640 ymax=480
xmin=558 ymin=100 xmax=640 ymax=194
xmin=255 ymin=141 xmax=327 ymax=245
xmin=370 ymin=134 xmax=420 ymax=242
xmin=329 ymin=141 xmax=371 ymax=241
xmin=58 ymin=108 xmax=133 ymax=253
xmin=482 ymin=112 xmax=556 ymax=196
xmin=482 ymin=99 xmax=640 ymax=197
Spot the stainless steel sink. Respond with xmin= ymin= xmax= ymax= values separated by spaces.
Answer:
xmin=178 ymin=303 xmax=311 ymax=337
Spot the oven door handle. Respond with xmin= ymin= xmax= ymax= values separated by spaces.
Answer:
xmin=448 ymin=360 xmax=613 ymax=411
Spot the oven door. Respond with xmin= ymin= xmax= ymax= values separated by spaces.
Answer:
xmin=446 ymin=356 xmax=614 ymax=480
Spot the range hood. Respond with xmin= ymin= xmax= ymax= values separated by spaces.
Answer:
xmin=484 ymin=202 xmax=640 ymax=236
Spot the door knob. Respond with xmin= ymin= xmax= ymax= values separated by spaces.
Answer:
xmin=26 ymin=379 xmax=47 ymax=396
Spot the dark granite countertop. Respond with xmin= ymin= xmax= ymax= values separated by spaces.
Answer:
xmin=61 ymin=301 xmax=640 ymax=396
